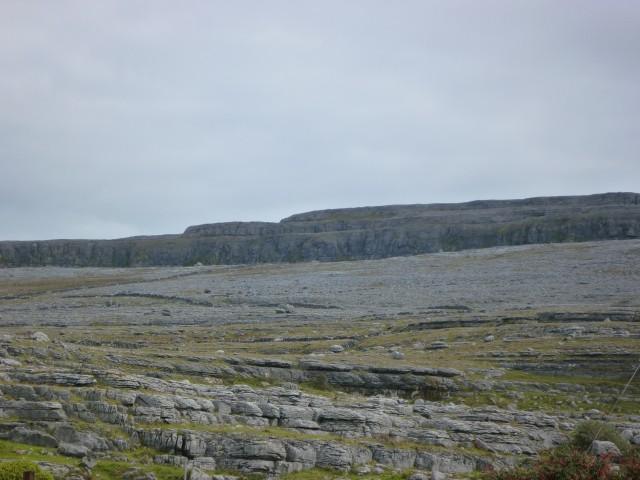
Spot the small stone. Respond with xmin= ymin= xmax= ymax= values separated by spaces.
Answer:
xmin=391 ymin=350 xmax=405 ymax=360
xmin=589 ymin=440 xmax=622 ymax=458
xmin=189 ymin=467 xmax=212 ymax=480
xmin=0 ymin=358 xmax=21 ymax=367
xmin=613 ymin=329 xmax=630 ymax=337
xmin=329 ymin=345 xmax=345 ymax=353
xmin=31 ymin=332 xmax=50 ymax=342
xmin=275 ymin=304 xmax=295 ymax=314
xmin=408 ymin=473 xmax=430 ymax=480
xmin=122 ymin=468 xmax=157 ymax=480
xmin=483 ymin=334 xmax=495 ymax=342
xmin=429 ymin=341 xmax=449 ymax=350
xmin=621 ymin=430 xmax=634 ymax=441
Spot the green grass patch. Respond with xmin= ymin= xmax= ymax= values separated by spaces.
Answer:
xmin=501 ymin=369 xmax=632 ymax=388
xmin=0 ymin=460 xmax=54 ymax=480
xmin=0 ymin=439 xmax=77 ymax=466
xmin=92 ymin=460 xmax=184 ymax=480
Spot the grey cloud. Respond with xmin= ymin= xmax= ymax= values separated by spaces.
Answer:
xmin=1 ymin=0 xmax=639 ymax=239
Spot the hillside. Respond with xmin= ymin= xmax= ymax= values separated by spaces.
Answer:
xmin=0 ymin=239 xmax=638 ymax=478
xmin=1 ymin=192 xmax=639 ymax=267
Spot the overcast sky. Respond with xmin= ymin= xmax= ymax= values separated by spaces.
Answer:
xmin=1 ymin=1 xmax=639 ymax=240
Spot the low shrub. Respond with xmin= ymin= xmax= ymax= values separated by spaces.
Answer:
xmin=0 ymin=460 xmax=54 ymax=480
xmin=620 ymin=449 xmax=640 ymax=479
xmin=572 ymin=421 xmax=630 ymax=454
xmin=484 ymin=446 xmax=613 ymax=480
xmin=480 ymin=445 xmax=640 ymax=480
xmin=305 ymin=373 xmax=331 ymax=391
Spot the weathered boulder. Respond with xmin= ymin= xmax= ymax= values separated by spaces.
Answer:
xmin=285 ymin=442 xmax=317 ymax=465
xmin=275 ymin=304 xmax=295 ymax=314
xmin=31 ymin=332 xmax=50 ymax=342
xmin=58 ymin=441 xmax=90 ymax=457
xmin=589 ymin=440 xmax=622 ymax=458
xmin=189 ymin=468 xmax=213 ymax=480
xmin=371 ymin=447 xmax=417 ymax=469
xmin=122 ymin=468 xmax=157 ymax=480
xmin=408 ymin=472 xmax=430 ymax=480
xmin=315 ymin=443 xmax=355 ymax=471
xmin=1 ymin=400 xmax=67 ymax=421
xmin=231 ymin=401 xmax=263 ymax=417
xmin=0 ymin=358 xmax=21 ymax=367
xmin=224 ymin=438 xmax=287 ymax=461
xmin=8 ymin=426 xmax=58 ymax=448
xmin=54 ymin=424 xmax=110 ymax=451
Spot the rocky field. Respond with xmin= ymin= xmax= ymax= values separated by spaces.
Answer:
xmin=0 ymin=239 xmax=639 ymax=479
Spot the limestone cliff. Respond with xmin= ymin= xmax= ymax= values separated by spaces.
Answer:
xmin=1 ymin=192 xmax=639 ymax=267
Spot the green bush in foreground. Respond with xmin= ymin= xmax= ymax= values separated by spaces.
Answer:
xmin=572 ymin=421 xmax=630 ymax=454
xmin=0 ymin=460 xmax=54 ymax=480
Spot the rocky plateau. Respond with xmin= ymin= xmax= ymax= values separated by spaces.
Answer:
xmin=1 ymin=192 xmax=639 ymax=267
xmin=0 ymin=198 xmax=639 ymax=479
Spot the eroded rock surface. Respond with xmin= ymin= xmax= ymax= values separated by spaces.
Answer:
xmin=1 ymin=192 xmax=638 ymax=267
xmin=0 ymin=239 xmax=638 ymax=479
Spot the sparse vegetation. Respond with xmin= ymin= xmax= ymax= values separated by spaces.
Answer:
xmin=0 ymin=439 xmax=77 ymax=466
xmin=572 ymin=421 xmax=631 ymax=454
xmin=0 ymin=239 xmax=639 ymax=479
xmin=481 ymin=445 xmax=640 ymax=480
xmin=0 ymin=460 xmax=54 ymax=480
xmin=92 ymin=460 xmax=184 ymax=480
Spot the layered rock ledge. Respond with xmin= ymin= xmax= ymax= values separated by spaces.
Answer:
xmin=1 ymin=192 xmax=638 ymax=266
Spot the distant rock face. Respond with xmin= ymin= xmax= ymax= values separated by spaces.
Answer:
xmin=1 ymin=192 xmax=639 ymax=267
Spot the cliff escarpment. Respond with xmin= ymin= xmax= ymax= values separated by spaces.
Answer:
xmin=1 ymin=192 xmax=639 ymax=267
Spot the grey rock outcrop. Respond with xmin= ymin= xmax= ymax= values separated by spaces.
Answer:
xmin=58 ymin=441 xmax=90 ymax=458
xmin=0 ymin=400 xmax=67 ymax=421
xmin=7 ymin=426 xmax=58 ymax=448
xmin=1 ymin=193 xmax=639 ymax=266
xmin=2 ymin=359 xmax=638 ymax=478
